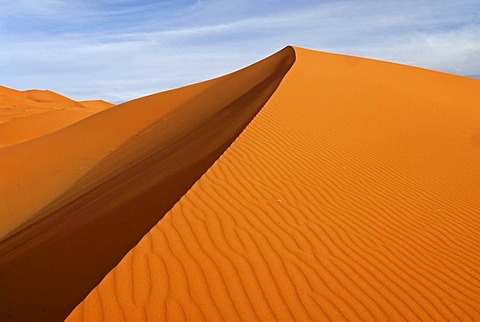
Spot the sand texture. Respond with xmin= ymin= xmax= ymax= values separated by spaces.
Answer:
xmin=0 ymin=47 xmax=294 ymax=321
xmin=2 ymin=46 xmax=480 ymax=321
xmin=64 ymin=47 xmax=480 ymax=321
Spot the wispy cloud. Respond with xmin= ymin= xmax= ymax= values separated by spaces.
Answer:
xmin=1 ymin=0 xmax=479 ymax=102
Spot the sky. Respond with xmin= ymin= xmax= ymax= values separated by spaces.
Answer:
xmin=1 ymin=0 xmax=479 ymax=103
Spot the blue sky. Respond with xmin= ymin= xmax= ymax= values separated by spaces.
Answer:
xmin=1 ymin=0 xmax=479 ymax=103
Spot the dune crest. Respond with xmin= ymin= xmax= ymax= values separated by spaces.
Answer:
xmin=0 ymin=47 xmax=295 ymax=321
xmin=65 ymin=47 xmax=480 ymax=321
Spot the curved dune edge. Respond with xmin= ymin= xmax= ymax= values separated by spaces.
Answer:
xmin=0 ymin=86 xmax=114 ymax=147
xmin=68 ymin=47 xmax=480 ymax=321
xmin=0 ymin=47 xmax=295 ymax=321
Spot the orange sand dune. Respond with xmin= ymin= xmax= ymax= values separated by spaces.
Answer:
xmin=78 ymin=100 xmax=114 ymax=110
xmin=0 ymin=48 xmax=294 ymax=321
xmin=64 ymin=47 xmax=479 ymax=321
xmin=0 ymin=86 xmax=113 ymax=147
xmin=1 ymin=46 xmax=480 ymax=321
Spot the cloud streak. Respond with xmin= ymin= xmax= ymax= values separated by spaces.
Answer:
xmin=1 ymin=0 xmax=479 ymax=102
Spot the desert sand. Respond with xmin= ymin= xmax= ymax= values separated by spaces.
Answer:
xmin=1 ymin=46 xmax=480 ymax=321
xmin=0 ymin=47 xmax=294 ymax=321
xmin=0 ymin=86 xmax=113 ymax=147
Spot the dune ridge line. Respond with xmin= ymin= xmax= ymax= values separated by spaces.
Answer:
xmin=0 ymin=47 xmax=295 ymax=321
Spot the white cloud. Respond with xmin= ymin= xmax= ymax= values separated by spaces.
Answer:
xmin=0 ymin=0 xmax=479 ymax=102
xmin=368 ymin=26 xmax=480 ymax=75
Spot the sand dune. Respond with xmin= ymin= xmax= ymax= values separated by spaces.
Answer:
xmin=69 ymin=47 xmax=480 ymax=321
xmin=0 ymin=47 xmax=294 ymax=321
xmin=77 ymin=100 xmax=114 ymax=110
xmin=0 ymin=86 xmax=113 ymax=147
xmin=1 ymin=46 xmax=480 ymax=321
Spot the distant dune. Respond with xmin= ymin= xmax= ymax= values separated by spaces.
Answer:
xmin=0 ymin=86 xmax=113 ymax=147
xmin=1 ymin=46 xmax=480 ymax=321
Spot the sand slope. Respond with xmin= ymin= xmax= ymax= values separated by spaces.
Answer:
xmin=0 ymin=48 xmax=294 ymax=321
xmin=0 ymin=86 xmax=113 ymax=147
xmin=66 ymin=47 xmax=480 ymax=321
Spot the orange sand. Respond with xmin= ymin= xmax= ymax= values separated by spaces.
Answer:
xmin=2 ymin=46 xmax=480 ymax=321
xmin=0 ymin=48 xmax=294 ymax=321
xmin=0 ymin=86 xmax=113 ymax=147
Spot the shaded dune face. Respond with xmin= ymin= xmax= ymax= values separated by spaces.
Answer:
xmin=0 ymin=47 xmax=295 ymax=321
xmin=67 ymin=47 xmax=480 ymax=321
